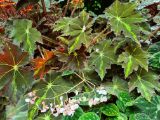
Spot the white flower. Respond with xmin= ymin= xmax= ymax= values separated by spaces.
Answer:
xmin=82 ymin=25 xmax=86 ymax=32
xmin=89 ymin=99 xmax=94 ymax=107
xmin=30 ymin=99 xmax=35 ymax=104
xmin=28 ymin=91 xmax=36 ymax=97
xmin=60 ymin=96 xmax=64 ymax=106
xmin=75 ymin=90 xmax=79 ymax=95
xmin=94 ymin=97 xmax=100 ymax=102
xmin=50 ymin=107 xmax=54 ymax=113
xmin=41 ymin=108 xmax=47 ymax=113
xmin=53 ymin=112 xmax=59 ymax=117
xmin=89 ymin=97 xmax=101 ymax=107
xmin=97 ymin=89 xmax=107 ymax=95
xmin=55 ymin=106 xmax=62 ymax=114
xmin=100 ymin=96 xmax=108 ymax=102
xmin=59 ymin=108 xmax=65 ymax=113
xmin=63 ymin=109 xmax=75 ymax=116
xmin=25 ymin=98 xmax=30 ymax=103
xmin=71 ymin=104 xmax=79 ymax=110
xmin=81 ymin=97 xmax=87 ymax=101
xmin=41 ymin=101 xmax=49 ymax=113
xmin=95 ymin=48 xmax=99 ymax=52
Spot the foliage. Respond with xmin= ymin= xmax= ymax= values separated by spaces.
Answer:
xmin=148 ymin=41 xmax=160 ymax=70
xmin=11 ymin=19 xmax=41 ymax=55
xmin=129 ymin=69 xmax=160 ymax=101
xmin=89 ymin=40 xmax=117 ymax=80
xmin=104 ymin=0 xmax=145 ymax=44
xmin=0 ymin=0 xmax=159 ymax=120
xmin=0 ymin=42 xmax=34 ymax=101
xmin=101 ymin=103 xmax=120 ymax=116
xmin=133 ymin=95 xmax=160 ymax=120
xmin=118 ymin=43 xmax=148 ymax=78
xmin=78 ymin=112 xmax=100 ymax=120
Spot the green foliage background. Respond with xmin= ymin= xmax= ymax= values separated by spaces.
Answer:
xmin=0 ymin=0 xmax=160 ymax=120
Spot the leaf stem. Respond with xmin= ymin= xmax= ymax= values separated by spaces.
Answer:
xmin=63 ymin=0 xmax=70 ymax=16
xmin=148 ymin=27 xmax=160 ymax=40
xmin=70 ymin=5 xmax=77 ymax=17
xmin=41 ymin=0 xmax=47 ymax=15
xmin=87 ymin=27 xmax=112 ymax=48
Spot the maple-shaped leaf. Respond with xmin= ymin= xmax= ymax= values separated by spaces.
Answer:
xmin=105 ymin=0 xmax=145 ymax=43
xmin=0 ymin=42 xmax=33 ymax=100
xmin=28 ymin=72 xmax=74 ymax=119
xmin=53 ymin=17 xmax=73 ymax=33
xmin=32 ymin=50 xmax=54 ymax=79
xmin=118 ymin=44 xmax=148 ymax=78
xmin=11 ymin=19 xmax=41 ymax=55
xmin=88 ymin=40 xmax=117 ymax=80
xmin=103 ymin=76 xmax=128 ymax=96
xmin=129 ymin=69 xmax=160 ymax=101
xmin=54 ymin=10 xmax=93 ymax=53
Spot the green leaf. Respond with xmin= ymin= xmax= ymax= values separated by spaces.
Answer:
xmin=55 ymin=47 xmax=86 ymax=71
xmin=108 ymin=113 xmax=128 ymax=120
xmin=82 ymin=67 xmax=102 ymax=85
xmin=53 ymin=18 xmax=73 ymax=33
xmin=118 ymin=44 xmax=148 ymax=78
xmin=118 ymin=92 xmax=133 ymax=104
xmin=54 ymin=11 xmax=93 ymax=53
xmin=129 ymin=113 xmax=151 ymax=120
xmin=28 ymin=72 xmax=74 ymax=119
xmin=35 ymin=112 xmax=62 ymax=120
xmin=89 ymin=40 xmax=117 ymax=80
xmin=129 ymin=69 xmax=160 ymax=101
xmin=62 ymin=70 xmax=75 ymax=76
xmin=149 ymin=41 xmax=160 ymax=54
xmin=6 ymin=97 xmax=29 ymax=120
xmin=149 ymin=52 xmax=160 ymax=70
xmin=133 ymin=95 xmax=160 ymax=120
xmin=105 ymin=0 xmax=144 ymax=43
xmin=63 ymin=107 xmax=84 ymax=120
xmin=116 ymin=92 xmax=134 ymax=113
xmin=103 ymin=76 xmax=128 ymax=96
xmin=0 ymin=42 xmax=33 ymax=101
xmin=101 ymin=103 xmax=120 ymax=116
xmin=0 ymin=97 xmax=8 ymax=120
xmin=117 ymin=113 xmax=128 ymax=120
xmin=11 ymin=19 xmax=41 ymax=55
xmin=78 ymin=112 xmax=100 ymax=120
xmin=148 ymin=41 xmax=160 ymax=70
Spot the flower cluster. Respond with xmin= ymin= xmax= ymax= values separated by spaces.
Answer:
xmin=25 ymin=91 xmax=38 ymax=104
xmin=73 ymin=87 xmax=108 ymax=107
xmin=25 ymin=87 xmax=108 ymax=117
xmin=50 ymin=99 xmax=79 ymax=117
xmin=25 ymin=93 xmax=80 ymax=117
xmin=89 ymin=87 xmax=108 ymax=107
xmin=88 ymin=96 xmax=108 ymax=107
